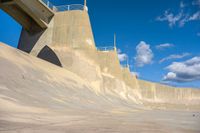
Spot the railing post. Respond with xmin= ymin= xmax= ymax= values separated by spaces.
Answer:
xmin=114 ymin=33 xmax=117 ymax=51
xmin=68 ymin=5 xmax=70 ymax=11
xmin=53 ymin=6 xmax=57 ymax=12
xmin=84 ymin=0 xmax=87 ymax=11
xmin=47 ymin=1 xmax=49 ymax=7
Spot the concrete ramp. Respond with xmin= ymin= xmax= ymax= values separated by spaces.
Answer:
xmin=0 ymin=0 xmax=54 ymax=31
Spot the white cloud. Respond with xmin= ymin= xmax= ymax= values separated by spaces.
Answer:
xmin=156 ymin=10 xmax=183 ymax=27
xmin=131 ymin=72 xmax=140 ymax=77
xmin=156 ymin=43 xmax=174 ymax=50
xmin=180 ymin=1 xmax=186 ymax=8
xmin=159 ymin=53 xmax=191 ymax=63
xmin=117 ymin=49 xmax=128 ymax=62
xmin=189 ymin=11 xmax=200 ymax=20
xmin=117 ymin=49 xmax=122 ymax=53
xmin=157 ymin=1 xmax=200 ymax=27
xmin=118 ymin=54 xmax=127 ymax=62
xmin=178 ymin=11 xmax=200 ymax=26
xmin=135 ymin=41 xmax=154 ymax=67
xmin=179 ymin=14 xmax=190 ymax=27
xmin=164 ymin=72 xmax=177 ymax=80
xmin=163 ymin=56 xmax=200 ymax=82
xmin=192 ymin=0 xmax=200 ymax=7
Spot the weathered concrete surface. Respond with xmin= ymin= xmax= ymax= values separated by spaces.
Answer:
xmin=1 ymin=43 xmax=200 ymax=133
xmin=12 ymin=9 xmax=200 ymax=107
xmin=137 ymin=80 xmax=200 ymax=110
xmin=18 ymin=10 xmax=95 ymax=54
xmin=1 ymin=3 xmax=200 ymax=132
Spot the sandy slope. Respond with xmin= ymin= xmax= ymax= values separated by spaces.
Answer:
xmin=0 ymin=43 xmax=200 ymax=133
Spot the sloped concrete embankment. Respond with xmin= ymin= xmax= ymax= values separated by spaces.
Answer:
xmin=1 ymin=42 xmax=200 ymax=133
xmin=19 ymin=10 xmax=141 ymax=104
xmin=0 ymin=43 xmax=142 ymax=113
xmin=17 ymin=10 xmax=200 ymax=109
xmin=45 ymin=42 xmax=200 ymax=110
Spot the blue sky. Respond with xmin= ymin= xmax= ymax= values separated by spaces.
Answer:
xmin=0 ymin=0 xmax=200 ymax=88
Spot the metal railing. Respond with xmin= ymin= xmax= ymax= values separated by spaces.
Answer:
xmin=40 ymin=0 xmax=55 ymax=10
xmin=55 ymin=4 xmax=86 ymax=12
xmin=96 ymin=46 xmax=115 ymax=51
xmin=40 ymin=0 xmax=86 ymax=12
xmin=121 ymin=64 xmax=129 ymax=68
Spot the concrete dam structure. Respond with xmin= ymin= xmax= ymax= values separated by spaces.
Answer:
xmin=0 ymin=0 xmax=200 ymax=132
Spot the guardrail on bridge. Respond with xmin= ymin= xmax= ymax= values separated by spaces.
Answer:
xmin=40 ymin=0 xmax=87 ymax=12
xmin=96 ymin=46 xmax=115 ymax=51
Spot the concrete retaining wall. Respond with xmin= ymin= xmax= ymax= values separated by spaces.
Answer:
xmin=137 ymin=80 xmax=200 ymax=105
xmin=16 ymin=9 xmax=200 ymax=108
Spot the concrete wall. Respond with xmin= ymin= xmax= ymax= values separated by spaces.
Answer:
xmin=121 ymin=67 xmax=138 ymax=89
xmin=137 ymin=80 xmax=200 ymax=105
xmin=51 ymin=11 xmax=96 ymax=49
xmin=19 ymin=10 xmax=95 ymax=54
xmin=96 ymin=50 xmax=122 ymax=79
xmin=15 ymin=9 xmax=200 ymax=108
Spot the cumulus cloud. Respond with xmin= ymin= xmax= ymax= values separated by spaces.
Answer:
xmin=163 ymin=56 xmax=200 ymax=82
xmin=156 ymin=43 xmax=174 ymax=50
xmin=159 ymin=53 xmax=191 ymax=63
xmin=134 ymin=41 xmax=154 ymax=67
xmin=117 ymin=49 xmax=128 ymax=62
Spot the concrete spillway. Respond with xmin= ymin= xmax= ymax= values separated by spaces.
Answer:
xmin=0 ymin=1 xmax=200 ymax=132
xmin=1 ymin=43 xmax=200 ymax=133
xmin=18 ymin=9 xmax=200 ymax=108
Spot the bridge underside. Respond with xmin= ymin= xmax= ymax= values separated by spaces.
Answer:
xmin=0 ymin=0 xmax=54 ymax=32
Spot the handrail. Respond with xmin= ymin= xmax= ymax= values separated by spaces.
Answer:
xmin=121 ymin=64 xmax=129 ymax=68
xmin=96 ymin=46 xmax=115 ymax=51
xmin=54 ymin=4 xmax=86 ymax=12
xmin=40 ymin=0 xmax=87 ymax=12
xmin=40 ymin=0 xmax=55 ymax=10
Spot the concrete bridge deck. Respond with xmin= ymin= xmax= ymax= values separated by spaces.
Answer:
xmin=0 ymin=0 xmax=54 ymax=31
